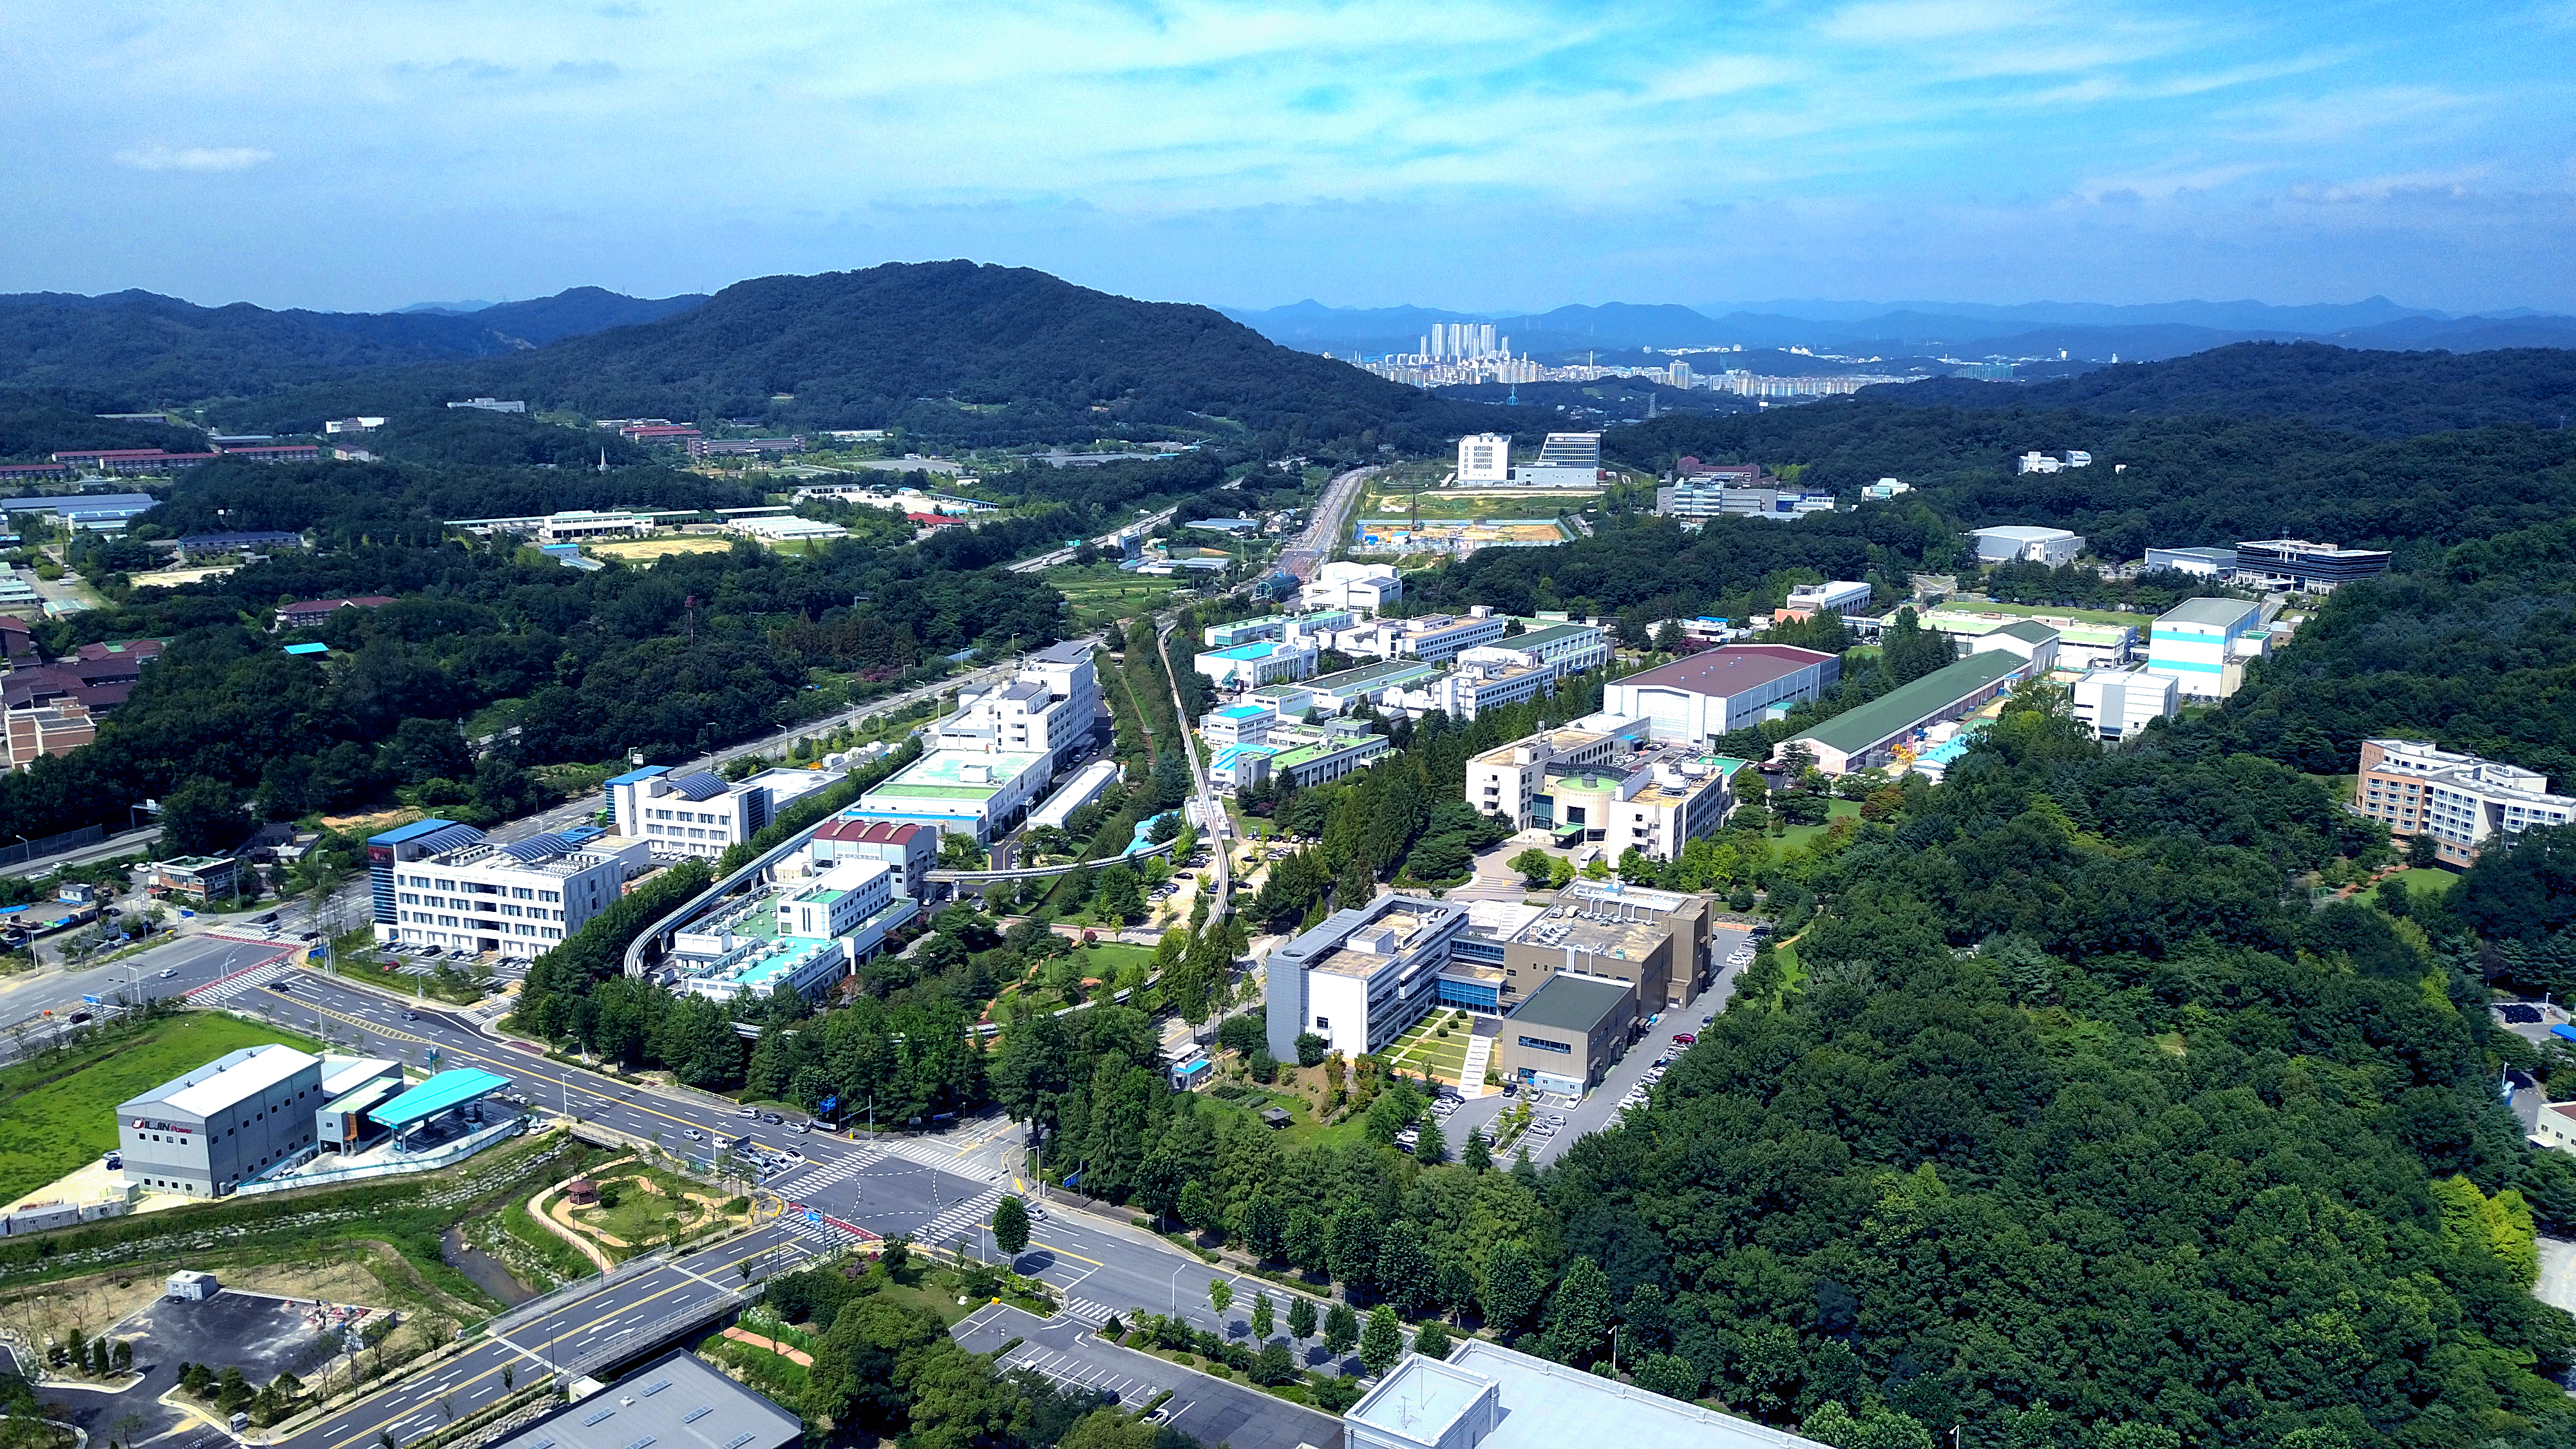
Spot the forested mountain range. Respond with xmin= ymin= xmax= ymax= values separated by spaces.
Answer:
xmin=0 ymin=286 xmax=705 ymax=400
xmin=205 ymin=263 xmax=1488 ymax=449
xmin=1886 ymin=343 xmax=2576 ymax=437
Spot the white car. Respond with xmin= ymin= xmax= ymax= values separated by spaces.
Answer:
xmin=159 ymin=967 xmax=176 ymax=979
xmin=684 ymin=1129 xmax=703 ymax=1142
xmin=737 ymin=1106 xmax=757 ymax=1117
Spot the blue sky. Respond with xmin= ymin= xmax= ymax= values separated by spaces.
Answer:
xmin=5 ymin=0 xmax=2571 ymax=313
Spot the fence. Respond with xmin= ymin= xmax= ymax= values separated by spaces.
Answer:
xmin=235 ymin=1118 xmax=527 ymax=1197
xmin=0 ymin=824 xmax=107 ymax=869
xmin=479 ymin=1250 xmax=668 ymax=1338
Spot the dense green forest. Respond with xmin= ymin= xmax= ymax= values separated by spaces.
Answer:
xmin=0 ymin=287 xmax=703 ymax=400
xmin=1891 ymin=341 xmax=2576 ymax=439
xmin=1604 ymin=398 xmax=2576 ymax=560
xmin=995 ymin=687 xmax=2576 ymax=1449
xmin=196 ymin=263 xmax=1494 ymax=450
xmin=2184 ymin=514 xmax=2576 ymax=782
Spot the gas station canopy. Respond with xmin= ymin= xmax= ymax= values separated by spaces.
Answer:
xmin=368 ymin=1068 xmax=513 ymax=1130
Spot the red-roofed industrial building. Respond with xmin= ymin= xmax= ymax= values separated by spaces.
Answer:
xmin=810 ymin=817 xmax=936 ymax=898
xmin=1604 ymin=644 xmax=1842 ymax=745
xmin=274 ymin=596 xmax=397 ymax=629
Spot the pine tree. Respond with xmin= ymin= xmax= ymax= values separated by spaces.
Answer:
xmin=1462 ymin=1125 xmax=1493 ymax=1171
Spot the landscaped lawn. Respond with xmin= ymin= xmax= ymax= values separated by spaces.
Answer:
xmin=1777 ymin=798 xmax=1863 ymax=852
xmin=1941 ymin=598 xmax=2157 ymax=628
xmin=0 ymin=1012 xmax=329 ymax=1206
xmin=2383 ymin=867 xmax=2458 ymax=898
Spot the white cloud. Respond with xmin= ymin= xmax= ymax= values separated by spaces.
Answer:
xmin=113 ymin=144 xmax=273 ymax=171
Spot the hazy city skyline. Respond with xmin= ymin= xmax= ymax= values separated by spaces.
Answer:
xmin=7 ymin=1 xmax=2570 ymax=314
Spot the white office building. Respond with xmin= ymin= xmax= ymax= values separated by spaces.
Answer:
xmin=1969 ymin=526 xmax=2085 ymax=565
xmin=2143 ymin=596 xmax=2268 ymax=699
xmin=2145 ymin=545 xmax=2239 ymax=578
xmin=2070 ymin=665 xmax=2179 ymax=740
xmin=1331 ymin=611 xmax=1509 ymax=663
xmin=1300 ymin=561 xmax=1404 ymax=615
xmin=934 ymin=641 xmax=1100 ymax=777
xmin=2356 ymin=739 xmax=2576 ymax=866
xmin=384 ymin=833 xmax=649 ymax=958
xmin=1466 ymin=717 xmax=1653 ymax=828
xmin=1517 ymin=432 xmax=1602 ymax=488
xmin=1349 ymin=1342 xmax=1830 ymax=1449
xmin=1508 ymin=620 xmax=1613 ymax=677
xmin=781 ymin=859 xmax=899 ymax=939
xmin=1196 ymin=638 xmax=1319 ymax=688
xmin=1264 ymin=895 xmax=1470 ymax=1061
xmin=1964 ymin=620 xmax=2061 ymax=673
xmin=1456 ymin=433 xmax=1512 ymax=484
xmin=1786 ymin=580 xmax=1871 ymax=615
xmin=612 ymin=768 xmax=838 ymax=861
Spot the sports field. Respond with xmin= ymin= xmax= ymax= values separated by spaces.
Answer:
xmin=583 ymin=536 xmax=735 ymax=562
xmin=1365 ymin=488 xmax=1598 ymax=520
xmin=0 ymin=1012 xmax=330 ymax=1207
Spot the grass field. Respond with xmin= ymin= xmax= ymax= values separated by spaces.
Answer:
xmin=1778 ymin=798 xmax=1864 ymax=852
xmin=2382 ymin=867 xmax=2458 ymax=899
xmin=1385 ymin=1011 xmax=1476 ymax=1080
xmin=1045 ymin=562 xmax=1186 ymax=629
xmin=0 ymin=1012 xmax=329 ymax=1207
xmin=1938 ymin=599 xmax=2157 ymax=628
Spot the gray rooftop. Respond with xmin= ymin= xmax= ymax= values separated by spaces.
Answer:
xmin=1027 ymin=639 xmax=1094 ymax=666
xmin=489 ymin=1352 xmax=799 ymax=1449
xmin=1349 ymin=1341 xmax=1832 ymax=1449
xmin=2156 ymin=596 xmax=2262 ymax=627
xmin=1506 ymin=972 xmax=1633 ymax=1033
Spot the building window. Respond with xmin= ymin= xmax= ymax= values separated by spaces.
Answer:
xmin=1516 ymin=1036 xmax=1572 ymax=1054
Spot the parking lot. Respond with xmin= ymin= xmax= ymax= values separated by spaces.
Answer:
xmin=954 ymin=1304 xmax=1343 ymax=1449
xmin=57 ymin=1285 xmax=381 ymax=1447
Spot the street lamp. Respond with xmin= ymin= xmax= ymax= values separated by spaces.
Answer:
xmin=1171 ymin=1264 xmax=1185 ymax=1313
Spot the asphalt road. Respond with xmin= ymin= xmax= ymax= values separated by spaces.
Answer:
xmin=268 ymin=1224 xmax=813 ymax=1449
xmin=1009 ymin=507 xmax=1180 ymax=574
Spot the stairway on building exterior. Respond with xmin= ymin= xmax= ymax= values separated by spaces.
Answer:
xmin=1456 ymin=1028 xmax=1496 ymax=1099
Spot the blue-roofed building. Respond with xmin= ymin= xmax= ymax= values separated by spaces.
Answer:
xmin=372 ymin=823 xmax=649 ymax=958
xmin=281 ymin=641 xmax=330 ymax=656
xmin=368 ymin=818 xmax=486 ymax=934
xmin=1194 ymin=638 xmax=1317 ymax=688
xmin=602 ymin=764 xmax=669 ymax=830
xmin=368 ymin=1068 xmax=515 ymax=1148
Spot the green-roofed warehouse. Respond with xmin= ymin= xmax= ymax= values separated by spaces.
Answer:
xmin=1781 ymin=650 xmax=2032 ymax=775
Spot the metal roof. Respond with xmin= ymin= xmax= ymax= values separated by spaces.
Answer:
xmin=497 ymin=834 xmax=575 ymax=864
xmin=128 ymin=1045 xmax=321 ymax=1120
xmin=668 ymin=772 xmax=731 ymax=801
xmin=2156 ymin=596 xmax=2263 ymax=628
xmin=370 ymin=817 xmax=468 ymax=847
xmin=1508 ymin=973 xmax=1634 ymax=1033
xmin=488 ymin=1351 xmax=799 ymax=1449
xmin=368 ymin=1068 xmax=513 ymax=1129
xmin=1790 ymin=650 xmax=2025 ymax=755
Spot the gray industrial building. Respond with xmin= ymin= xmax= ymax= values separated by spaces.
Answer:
xmin=1495 ymin=974 xmax=1637 ymax=1095
xmin=117 ymin=1045 xmax=328 ymax=1198
xmin=488 ymin=1351 xmax=801 ymax=1449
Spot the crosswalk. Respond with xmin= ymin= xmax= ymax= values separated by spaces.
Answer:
xmin=915 ymin=1186 xmax=1003 ymax=1250
xmin=767 ymin=1147 xmax=881 ymax=1191
xmin=780 ymin=1212 xmax=868 ymax=1249
xmin=187 ymin=960 xmax=296 ymax=1004
xmin=1059 ymin=1295 xmax=1122 ymax=1327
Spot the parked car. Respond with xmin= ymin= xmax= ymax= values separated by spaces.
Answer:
xmin=1672 ymin=1032 xmax=1696 ymax=1044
